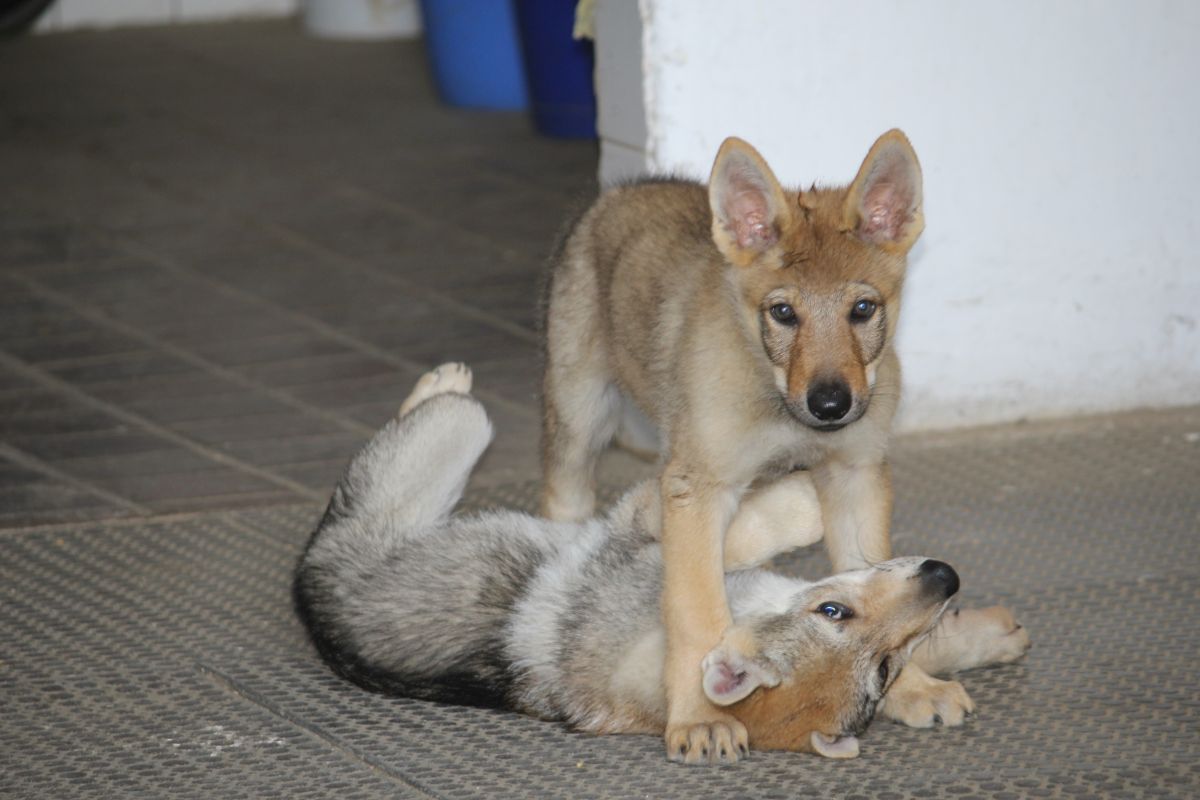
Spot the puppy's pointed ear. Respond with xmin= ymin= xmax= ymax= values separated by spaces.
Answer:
xmin=843 ymin=129 xmax=924 ymax=253
xmin=701 ymin=646 xmax=780 ymax=706
xmin=810 ymin=732 xmax=860 ymax=759
xmin=709 ymin=137 xmax=792 ymax=266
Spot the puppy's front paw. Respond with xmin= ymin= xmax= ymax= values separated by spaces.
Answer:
xmin=881 ymin=667 xmax=974 ymax=728
xmin=665 ymin=715 xmax=749 ymax=765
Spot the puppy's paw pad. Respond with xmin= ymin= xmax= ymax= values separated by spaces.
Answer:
xmin=399 ymin=363 xmax=473 ymax=416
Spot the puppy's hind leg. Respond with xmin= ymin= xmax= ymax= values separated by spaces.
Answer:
xmin=326 ymin=363 xmax=492 ymax=530
xmin=541 ymin=374 xmax=620 ymax=522
xmin=723 ymin=472 xmax=824 ymax=571
xmin=540 ymin=275 xmax=622 ymax=522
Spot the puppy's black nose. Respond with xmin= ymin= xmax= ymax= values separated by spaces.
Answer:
xmin=918 ymin=559 xmax=960 ymax=599
xmin=807 ymin=382 xmax=852 ymax=421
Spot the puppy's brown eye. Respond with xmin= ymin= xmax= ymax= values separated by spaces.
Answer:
xmin=850 ymin=299 xmax=876 ymax=321
xmin=817 ymin=602 xmax=853 ymax=621
xmin=878 ymin=658 xmax=889 ymax=685
xmin=769 ymin=303 xmax=798 ymax=325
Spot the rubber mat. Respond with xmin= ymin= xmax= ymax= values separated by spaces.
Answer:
xmin=2 ymin=408 xmax=1198 ymax=799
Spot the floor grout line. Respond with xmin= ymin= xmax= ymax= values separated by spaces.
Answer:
xmin=137 ymin=40 xmax=584 ymax=201
xmin=331 ymin=183 xmax=526 ymax=261
xmin=0 ymin=442 xmax=152 ymax=516
xmin=129 ymin=73 xmax=584 ymax=242
xmin=33 ymin=139 xmax=544 ymax=424
xmin=0 ymin=501 xmax=316 ymax=538
xmin=68 ymin=114 xmax=543 ymax=347
xmin=0 ymin=350 xmax=324 ymax=502
xmin=109 ymin=234 xmax=540 ymax=422
xmin=145 ymin=491 xmax=314 ymax=515
xmin=6 ymin=348 xmax=160 ymax=371
xmin=7 ymin=270 xmax=378 ymax=439
xmin=257 ymin=219 xmax=541 ymax=346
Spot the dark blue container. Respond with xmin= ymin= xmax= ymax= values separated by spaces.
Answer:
xmin=514 ymin=0 xmax=597 ymax=138
xmin=419 ymin=0 xmax=529 ymax=110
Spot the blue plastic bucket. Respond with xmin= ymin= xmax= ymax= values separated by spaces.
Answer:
xmin=514 ymin=0 xmax=597 ymax=138
xmin=419 ymin=0 xmax=529 ymax=110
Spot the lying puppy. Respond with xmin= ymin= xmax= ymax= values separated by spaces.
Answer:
xmin=295 ymin=364 xmax=1026 ymax=762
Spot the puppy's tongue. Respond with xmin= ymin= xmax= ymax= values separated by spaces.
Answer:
xmin=810 ymin=731 xmax=860 ymax=759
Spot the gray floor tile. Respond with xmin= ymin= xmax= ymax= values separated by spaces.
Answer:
xmin=100 ymin=468 xmax=283 ymax=505
xmin=220 ymin=431 xmax=365 ymax=470
xmin=0 ymin=485 xmax=128 ymax=526
xmin=171 ymin=411 xmax=345 ymax=445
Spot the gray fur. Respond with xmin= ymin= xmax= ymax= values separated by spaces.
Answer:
xmin=295 ymin=391 xmax=946 ymax=736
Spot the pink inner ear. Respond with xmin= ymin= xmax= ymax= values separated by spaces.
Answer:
xmin=718 ymin=159 xmax=778 ymax=250
xmin=854 ymin=144 xmax=920 ymax=246
xmin=709 ymin=662 xmax=748 ymax=698
xmin=860 ymin=181 xmax=906 ymax=242
xmin=730 ymin=190 xmax=773 ymax=249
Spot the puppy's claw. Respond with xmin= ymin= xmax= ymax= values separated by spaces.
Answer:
xmin=665 ymin=718 xmax=749 ymax=766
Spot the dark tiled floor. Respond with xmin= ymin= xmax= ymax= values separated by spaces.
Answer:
xmin=1 ymin=20 xmax=596 ymax=526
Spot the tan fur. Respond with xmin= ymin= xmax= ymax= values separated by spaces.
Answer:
xmin=735 ymin=670 xmax=840 ymax=753
xmin=723 ymin=472 xmax=824 ymax=570
xmin=541 ymin=130 xmax=1019 ymax=761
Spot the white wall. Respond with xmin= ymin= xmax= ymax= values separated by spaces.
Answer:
xmin=598 ymin=0 xmax=1200 ymax=430
xmin=594 ymin=0 xmax=648 ymax=184
xmin=35 ymin=0 xmax=297 ymax=31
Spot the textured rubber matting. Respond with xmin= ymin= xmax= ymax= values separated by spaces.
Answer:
xmin=2 ymin=408 xmax=1199 ymax=799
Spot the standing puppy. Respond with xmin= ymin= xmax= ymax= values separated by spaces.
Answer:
xmin=542 ymin=131 xmax=1018 ymax=762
